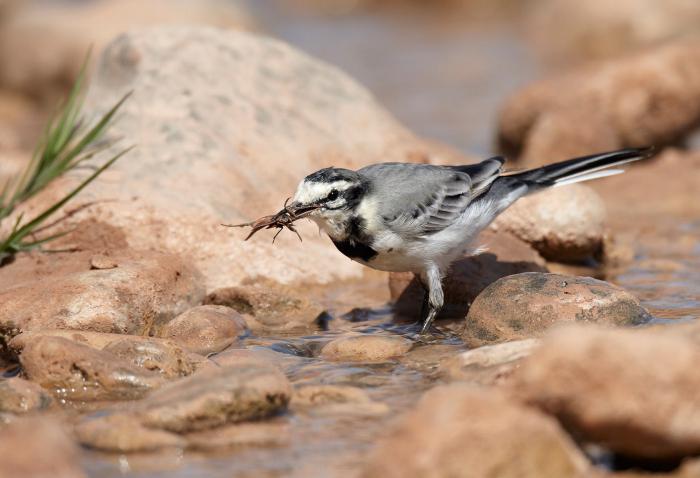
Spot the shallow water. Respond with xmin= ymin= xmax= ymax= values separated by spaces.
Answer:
xmin=82 ymin=3 xmax=700 ymax=477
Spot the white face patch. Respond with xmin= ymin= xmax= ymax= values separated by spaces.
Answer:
xmin=292 ymin=180 xmax=352 ymax=206
xmin=292 ymin=179 xmax=357 ymax=240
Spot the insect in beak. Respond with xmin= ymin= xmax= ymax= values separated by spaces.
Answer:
xmin=222 ymin=198 xmax=321 ymax=242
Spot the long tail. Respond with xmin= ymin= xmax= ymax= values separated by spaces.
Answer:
xmin=508 ymin=147 xmax=655 ymax=192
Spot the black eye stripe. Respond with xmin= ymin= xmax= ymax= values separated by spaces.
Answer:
xmin=327 ymin=189 xmax=339 ymax=201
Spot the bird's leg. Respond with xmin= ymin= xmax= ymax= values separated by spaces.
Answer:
xmin=417 ymin=275 xmax=429 ymax=321
xmin=419 ymin=264 xmax=444 ymax=334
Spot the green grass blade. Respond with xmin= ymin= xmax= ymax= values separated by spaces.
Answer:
xmin=7 ymin=147 xmax=132 ymax=247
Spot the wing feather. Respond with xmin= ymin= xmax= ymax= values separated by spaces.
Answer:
xmin=359 ymin=158 xmax=504 ymax=236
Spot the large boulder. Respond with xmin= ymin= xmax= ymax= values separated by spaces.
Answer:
xmin=29 ymin=26 xmax=465 ymax=291
xmin=362 ymin=384 xmax=589 ymax=478
xmin=526 ymin=0 xmax=700 ymax=63
xmin=462 ymin=272 xmax=650 ymax=348
xmin=0 ymin=250 xmax=204 ymax=340
xmin=510 ymin=325 xmax=700 ymax=460
xmin=0 ymin=0 xmax=256 ymax=103
xmin=498 ymin=39 xmax=700 ymax=165
xmin=491 ymin=184 xmax=607 ymax=262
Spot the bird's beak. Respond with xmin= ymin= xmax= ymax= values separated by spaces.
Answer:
xmin=278 ymin=201 xmax=321 ymax=220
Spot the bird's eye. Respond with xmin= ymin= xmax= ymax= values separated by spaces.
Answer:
xmin=327 ymin=189 xmax=339 ymax=201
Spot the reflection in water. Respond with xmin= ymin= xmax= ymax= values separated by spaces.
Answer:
xmin=615 ymin=222 xmax=700 ymax=322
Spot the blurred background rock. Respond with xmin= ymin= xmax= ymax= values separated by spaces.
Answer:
xmin=3 ymin=0 xmax=700 ymax=162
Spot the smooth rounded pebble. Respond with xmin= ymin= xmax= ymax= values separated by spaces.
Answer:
xmin=160 ymin=305 xmax=247 ymax=355
xmin=20 ymin=336 xmax=164 ymax=401
xmin=0 ymin=378 xmax=52 ymax=414
xmin=320 ymin=335 xmax=412 ymax=362
xmin=462 ymin=272 xmax=650 ymax=348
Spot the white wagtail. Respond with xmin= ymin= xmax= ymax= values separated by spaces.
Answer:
xmin=263 ymin=147 xmax=653 ymax=333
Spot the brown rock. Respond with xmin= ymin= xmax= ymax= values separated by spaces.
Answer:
xmin=498 ymin=39 xmax=700 ymax=165
xmin=136 ymin=362 xmax=291 ymax=433
xmin=400 ymin=344 xmax=464 ymax=373
xmin=210 ymin=346 xmax=307 ymax=374
xmin=88 ymin=254 xmax=118 ymax=270
xmin=320 ymin=335 xmax=412 ymax=362
xmin=0 ymin=250 xmax=205 ymax=340
xmin=30 ymin=26 xmax=469 ymax=293
xmin=363 ymin=384 xmax=589 ymax=478
xmin=491 ymin=184 xmax=607 ymax=262
xmin=20 ymin=336 xmax=164 ymax=401
xmin=205 ymin=284 xmax=326 ymax=332
xmin=103 ymin=338 xmax=199 ymax=378
xmin=293 ymin=384 xmax=373 ymax=407
xmin=76 ymin=414 xmax=186 ymax=453
xmin=511 ymin=325 xmax=700 ymax=460
xmin=0 ymin=0 xmax=256 ymax=103
xmin=390 ymin=230 xmax=547 ymax=320
xmin=462 ymin=272 xmax=650 ymax=348
xmin=442 ymin=339 xmax=539 ymax=385
xmin=0 ymin=377 xmax=52 ymax=413
xmin=10 ymin=331 xmax=204 ymax=378
xmin=526 ymin=0 xmax=700 ymax=63
xmin=0 ymin=416 xmax=86 ymax=478
xmin=160 ymin=305 xmax=247 ymax=355
xmin=76 ymin=361 xmax=291 ymax=451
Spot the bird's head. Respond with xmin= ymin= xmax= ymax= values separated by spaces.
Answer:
xmin=287 ymin=167 xmax=368 ymax=239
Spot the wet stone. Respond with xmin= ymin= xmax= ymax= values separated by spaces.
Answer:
xmin=206 ymin=285 xmax=325 ymax=330
xmin=292 ymin=384 xmax=373 ymax=407
xmin=103 ymin=337 xmax=200 ymax=378
xmin=442 ymin=339 xmax=540 ymax=385
xmin=11 ymin=331 xmax=205 ymax=379
xmin=75 ymin=414 xmax=186 ymax=453
xmin=0 ymin=377 xmax=52 ymax=413
xmin=462 ymin=272 xmax=651 ymax=348
xmin=210 ymin=346 xmax=308 ymax=374
xmin=159 ymin=305 xmax=247 ymax=356
xmin=20 ymin=336 xmax=164 ymax=401
xmin=320 ymin=335 xmax=412 ymax=362
xmin=135 ymin=362 xmax=291 ymax=433
xmin=205 ymin=284 xmax=327 ymax=332
xmin=400 ymin=344 xmax=464 ymax=373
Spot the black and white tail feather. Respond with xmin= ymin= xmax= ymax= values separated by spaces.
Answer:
xmin=500 ymin=147 xmax=654 ymax=192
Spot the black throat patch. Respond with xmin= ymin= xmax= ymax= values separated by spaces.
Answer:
xmin=330 ymin=214 xmax=377 ymax=262
xmin=331 ymin=238 xmax=377 ymax=262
